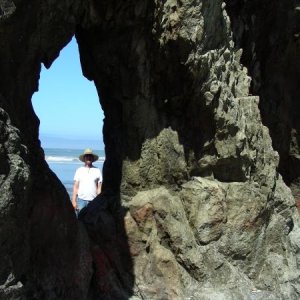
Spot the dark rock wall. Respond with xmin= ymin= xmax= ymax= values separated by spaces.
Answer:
xmin=0 ymin=0 xmax=92 ymax=299
xmin=0 ymin=0 xmax=300 ymax=299
xmin=78 ymin=1 xmax=300 ymax=298
xmin=226 ymin=0 xmax=300 ymax=193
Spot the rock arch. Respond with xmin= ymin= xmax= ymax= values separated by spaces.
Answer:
xmin=0 ymin=0 xmax=299 ymax=299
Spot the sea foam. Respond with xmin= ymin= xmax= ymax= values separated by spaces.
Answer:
xmin=45 ymin=155 xmax=105 ymax=163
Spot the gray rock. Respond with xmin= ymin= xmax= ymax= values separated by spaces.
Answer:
xmin=0 ymin=0 xmax=299 ymax=299
xmin=226 ymin=0 xmax=300 ymax=193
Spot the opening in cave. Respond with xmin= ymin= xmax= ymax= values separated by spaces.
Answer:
xmin=32 ymin=37 xmax=104 ymax=196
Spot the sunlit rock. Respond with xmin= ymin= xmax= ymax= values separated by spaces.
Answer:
xmin=0 ymin=0 xmax=300 ymax=299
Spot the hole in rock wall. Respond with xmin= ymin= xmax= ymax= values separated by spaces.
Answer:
xmin=32 ymin=37 xmax=104 ymax=196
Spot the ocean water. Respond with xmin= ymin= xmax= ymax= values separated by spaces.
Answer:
xmin=44 ymin=148 xmax=105 ymax=197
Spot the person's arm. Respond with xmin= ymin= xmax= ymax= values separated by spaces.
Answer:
xmin=96 ymin=169 xmax=102 ymax=195
xmin=71 ymin=181 xmax=79 ymax=209
xmin=97 ymin=181 xmax=102 ymax=195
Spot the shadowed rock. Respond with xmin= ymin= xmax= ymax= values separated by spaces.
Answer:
xmin=225 ymin=0 xmax=300 ymax=194
xmin=0 ymin=0 xmax=300 ymax=299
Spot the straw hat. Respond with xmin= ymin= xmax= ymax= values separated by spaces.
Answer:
xmin=79 ymin=149 xmax=99 ymax=162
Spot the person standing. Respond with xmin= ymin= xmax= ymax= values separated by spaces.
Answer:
xmin=71 ymin=149 xmax=102 ymax=214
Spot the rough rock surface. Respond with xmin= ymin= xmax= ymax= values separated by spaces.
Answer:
xmin=0 ymin=0 xmax=300 ymax=299
xmin=225 ymin=0 xmax=300 ymax=194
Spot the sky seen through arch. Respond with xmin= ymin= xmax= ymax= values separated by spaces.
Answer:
xmin=32 ymin=37 xmax=104 ymax=150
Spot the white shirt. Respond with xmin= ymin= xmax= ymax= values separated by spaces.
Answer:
xmin=74 ymin=166 xmax=102 ymax=201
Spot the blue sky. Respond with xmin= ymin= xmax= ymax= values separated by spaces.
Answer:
xmin=32 ymin=37 xmax=104 ymax=150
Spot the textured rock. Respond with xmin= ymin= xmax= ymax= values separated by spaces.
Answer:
xmin=0 ymin=0 xmax=300 ymax=299
xmin=0 ymin=0 xmax=93 ymax=299
xmin=225 ymin=0 xmax=300 ymax=193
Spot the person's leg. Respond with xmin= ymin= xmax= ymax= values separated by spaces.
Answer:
xmin=76 ymin=198 xmax=89 ymax=216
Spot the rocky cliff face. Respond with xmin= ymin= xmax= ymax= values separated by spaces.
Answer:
xmin=225 ymin=0 xmax=300 ymax=195
xmin=0 ymin=0 xmax=300 ymax=299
